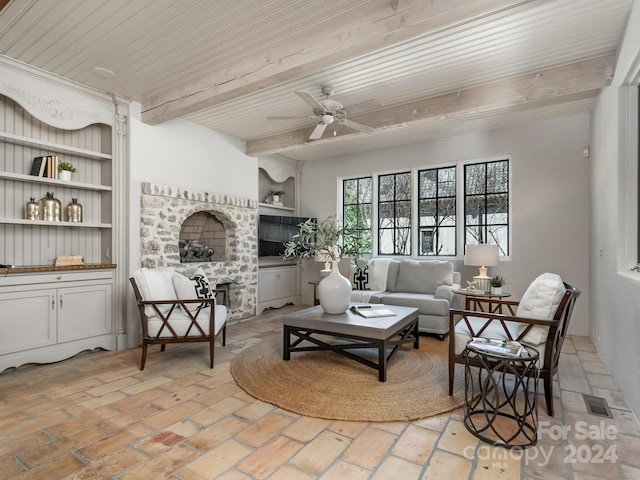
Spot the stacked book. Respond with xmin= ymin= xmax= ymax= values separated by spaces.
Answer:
xmin=29 ymin=155 xmax=59 ymax=179
xmin=467 ymin=337 xmax=524 ymax=357
xmin=55 ymin=255 xmax=84 ymax=266
xmin=349 ymin=304 xmax=396 ymax=318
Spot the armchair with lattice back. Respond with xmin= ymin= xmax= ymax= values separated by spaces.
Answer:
xmin=448 ymin=273 xmax=581 ymax=416
xmin=130 ymin=267 xmax=227 ymax=370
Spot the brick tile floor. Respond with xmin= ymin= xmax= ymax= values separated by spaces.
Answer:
xmin=0 ymin=305 xmax=638 ymax=479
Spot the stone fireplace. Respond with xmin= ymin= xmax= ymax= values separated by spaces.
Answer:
xmin=140 ymin=182 xmax=258 ymax=320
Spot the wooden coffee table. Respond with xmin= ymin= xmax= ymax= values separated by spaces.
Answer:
xmin=282 ymin=304 xmax=419 ymax=382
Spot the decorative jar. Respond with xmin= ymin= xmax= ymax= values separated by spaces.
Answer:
xmin=67 ymin=198 xmax=83 ymax=222
xmin=39 ymin=192 xmax=61 ymax=222
xmin=25 ymin=197 xmax=40 ymax=220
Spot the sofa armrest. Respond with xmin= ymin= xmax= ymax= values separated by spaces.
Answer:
xmin=434 ymin=283 xmax=460 ymax=302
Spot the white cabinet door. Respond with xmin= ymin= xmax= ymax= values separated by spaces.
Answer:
xmin=57 ymin=283 xmax=113 ymax=343
xmin=258 ymin=269 xmax=279 ymax=302
xmin=276 ymin=265 xmax=299 ymax=298
xmin=0 ymin=289 xmax=56 ymax=355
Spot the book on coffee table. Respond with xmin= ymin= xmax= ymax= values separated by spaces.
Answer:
xmin=349 ymin=304 xmax=396 ymax=318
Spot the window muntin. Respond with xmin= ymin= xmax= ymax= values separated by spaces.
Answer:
xmin=464 ymin=159 xmax=509 ymax=255
xmin=378 ymin=172 xmax=411 ymax=255
xmin=418 ymin=166 xmax=456 ymax=256
xmin=343 ymin=177 xmax=372 ymax=255
xmin=340 ymin=159 xmax=510 ymax=257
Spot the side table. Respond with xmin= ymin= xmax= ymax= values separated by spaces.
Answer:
xmin=455 ymin=289 xmax=512 ymax=313
xmin=464 ymin=341 xmax=539 ymax=448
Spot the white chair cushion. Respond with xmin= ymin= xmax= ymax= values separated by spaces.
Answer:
xmin=133 ymin=268 xmax=177 ymax=318
xmin=454 ymin=316 xmax=546 ymax=367
xmin=516 ymin=272 xmax=566 ymax=344
xmin=147 ymin=305 xmax=227 ymax=338
xmin=173 ymin=268 xmax=217 ymax=313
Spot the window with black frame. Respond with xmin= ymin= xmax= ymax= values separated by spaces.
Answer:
xmin=464 ymin=159 xmax=510 ymax=256
xmin=378 ymin=172 xmax=411 ymax=255
xmin=343 ymin=177 xmax=372 ymax=255
xmin=418 ymin=166 xmax=456 ymax=256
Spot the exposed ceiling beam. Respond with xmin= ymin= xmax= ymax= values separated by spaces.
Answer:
xmin=141 ymin=0 xmax=536 ymax=125
xmin=246 ymin=54 xmax=614 ymax=157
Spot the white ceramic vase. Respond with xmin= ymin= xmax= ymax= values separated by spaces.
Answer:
xmin=59 ymin=170 xmax=72 ymax=181
xmin=490 ymin=286 xmax=503 ymax=295
xmin=318 ymin=260 xmax=352 ymax=314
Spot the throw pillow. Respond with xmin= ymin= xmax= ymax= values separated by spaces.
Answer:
xmin=173 ymin=268 xmax=216 ymax=313
xmin=353 ymin=265 xmax=369 ymax=290
xmin=395 ymin=259 xmax=453 ymax=294
xmin=516 ymin=272 xmax=566 ymax=345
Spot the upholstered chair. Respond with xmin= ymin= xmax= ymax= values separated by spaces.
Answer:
xmin=130 ymin=267 xmax=227 ymax=370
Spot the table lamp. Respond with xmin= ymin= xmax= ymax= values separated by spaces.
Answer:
xmin=465 ymin=244 xmax=499 ymax=292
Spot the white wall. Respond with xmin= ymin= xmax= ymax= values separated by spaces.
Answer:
xmin=300 ymin=115 xmax=592 ymax=335
xmin=125 ymin=102 xmax=258 ymax=347
xmin=590 ymin=0 xmax=640 ymax=417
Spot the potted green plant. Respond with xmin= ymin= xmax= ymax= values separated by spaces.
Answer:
xmin=58 ymin=161 xmax=77 ymax=181
xmin=490 ymin=274 xmax=506 ymax=295
xmin=283 ymin=216 xmax=365 ymax=314
xmin=268 ymin=189 xmax=285 ymax=205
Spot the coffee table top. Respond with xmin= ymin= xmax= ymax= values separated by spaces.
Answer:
xmin=283 ymin=304 xmax=419 ymax=340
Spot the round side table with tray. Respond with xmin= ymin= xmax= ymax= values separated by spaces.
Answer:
xmin=464 ymin=340 xmax=540 ymax=449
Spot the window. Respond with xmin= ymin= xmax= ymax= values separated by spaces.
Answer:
xmin=340 ymin=158 xmax=510 ymax=257
xmin=418 ymin=166 xmax=456 ymax=256
xmin=464 ymin=160 xmax=509 ymax=255
xmin=343 ymin=177 xmax=372 ymax=254
xmin=378 ymin=172 xmax=411 ymax=255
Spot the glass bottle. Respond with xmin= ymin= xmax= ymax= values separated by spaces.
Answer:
xmin=67 ymin=198 xmax=83 ymax=222
xmin=39 ymin=192 xmax=61 ymax=221
xmin=25 ymin=197 xmax=40 ymax=220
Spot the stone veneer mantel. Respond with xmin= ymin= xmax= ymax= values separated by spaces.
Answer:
xmin=140 ymin=182 xmax=258 ymax=320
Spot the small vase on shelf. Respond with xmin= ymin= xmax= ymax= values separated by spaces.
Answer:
xmin=317 ymin=260 xmax=352 ymax=314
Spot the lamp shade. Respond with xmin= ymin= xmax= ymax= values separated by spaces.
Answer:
xmin=464 ymin=244 xmax=499 ymax=268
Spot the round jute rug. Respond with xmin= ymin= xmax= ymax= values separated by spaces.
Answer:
xmin=230 ymin=335 xmax=467 ymax=422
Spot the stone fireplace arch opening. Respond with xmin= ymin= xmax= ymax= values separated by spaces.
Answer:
xmin=179 ymin=211 xmax=228 ymax=263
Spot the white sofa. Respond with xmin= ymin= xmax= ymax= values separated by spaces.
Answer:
xmin=351 ymin=258 xmax=461 ymax=339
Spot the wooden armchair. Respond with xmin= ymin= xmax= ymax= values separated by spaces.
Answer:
xmin=448 ymin=273 xmax=581 ymax=416
xmin=130 ymin=268 xmax=227 ymax=370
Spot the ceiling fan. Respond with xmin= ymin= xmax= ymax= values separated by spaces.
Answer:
xmin=268 ymin=86 xmax=379 ymax=140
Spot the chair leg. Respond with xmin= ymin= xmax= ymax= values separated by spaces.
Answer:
xmin=222 ymin=324 xmax=227 ymax=346
xmin=448 ymin=360 xmax=455 ymax=395
xmin=140 ymin=342 xmax=148 ymax=370
xmin=543 ymin=376 xmax=554 ymax=416
xmin=160 ymin=344 xmax=166 ymax=352
xmin=209 ymin=338 xmax=215 ymax=369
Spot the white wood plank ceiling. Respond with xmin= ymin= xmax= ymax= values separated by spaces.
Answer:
xmin=0 ymin=0 xmax=633 ymax=161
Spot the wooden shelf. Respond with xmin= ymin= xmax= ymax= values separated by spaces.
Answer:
xmin=0 ymin=131 xmax=111 ymax=160
xmin=0 ymin=171 xmax=111 ymax=192
xmin=0 ymin=264 xmax=116 ymax=275
xmin=0 ymin=218 xmax=111 ymax=228
xmin=258 ymin=202 xmax=295 ymax=211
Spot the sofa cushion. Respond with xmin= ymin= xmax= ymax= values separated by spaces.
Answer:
xmin=378 ymin=292 xmax=450 ymax=316
xmin=394 ymin=259 xmax=453 ymax=295
xmin=133 ymin=268 xmax=177 ymax=318
xmin=385 ymin=260 xmax=402 ymax=292
xmin=516 ymin=272 xmax=566 ymax=344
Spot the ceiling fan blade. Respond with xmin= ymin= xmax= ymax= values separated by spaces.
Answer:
xmin=309 ymin=122 xmax=328 ymax=140
xmin=344 ymin=99 xmax=383 ymax=116
xmin=296 ymin=91 xmax=325 ymax=111
xmin=267 ymin=115 xmax=316 ymax=120
xmin=339 ymin=118 xmax=376 ymax=135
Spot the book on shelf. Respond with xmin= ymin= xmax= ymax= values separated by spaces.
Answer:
xmin=349 ymin=304 xmax=396 ymax=318
xmin=467 ymin=337 xmax=524 ymax=357
xmin=29 ymin=156 xmax=47 ymax=176
xmin=55 ymin=255 xmax=85 ymax=266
